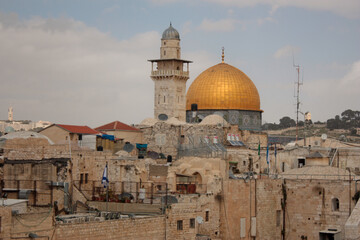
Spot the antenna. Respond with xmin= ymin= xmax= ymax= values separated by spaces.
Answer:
xmin=293 ymin=53 xmax=303 ymax=142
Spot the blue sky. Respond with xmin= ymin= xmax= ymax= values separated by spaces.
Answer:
xmin=0 ymin=0 xmax=359 ymax=127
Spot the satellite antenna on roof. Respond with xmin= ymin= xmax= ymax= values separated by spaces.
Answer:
xmin=123 ymin=143 xmax=134 ymax=153
xmin=196 ymin=216 xmax=204 ymax=224
xmin=148 ymin=151 xmax=159 ymax=160
xmin=321 ymin=134 xmax=327 ymax=141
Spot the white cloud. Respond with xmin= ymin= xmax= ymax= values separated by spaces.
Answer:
xmin=202 ymin=0 xmax=360 ymax=19
xmin=181 ymin=21 xmax=192 ymax=35
xmin=274 ymin=45 xmax=300 ymax=59
xmin=199 ymin=18 xmax=239 ymax=32
xmin=0 ymin=12 xmax=160 ymax=126
xmin=339 ymin=60 xmax=360 ymax=90
xmin=257 ymin=16 xmax=275 ymax=25
xmin=302 ymin=60 xmax=360 ymax=121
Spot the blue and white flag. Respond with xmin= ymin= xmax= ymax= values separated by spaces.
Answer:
xmin=266 ymin=144 xmax=270 ymax=164
xmin=102 ymin=163 xmax=109 ymax=188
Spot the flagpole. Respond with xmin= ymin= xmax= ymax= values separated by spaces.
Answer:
xmin=106 ymin=162 xmax=109 ymax=212
xmin=266 ymin=144 xmax=270 ymax=176
xmin=257 ymin=141 xmax=261 ymax=179
xmin=275 ymin=144 xmax=278 ymax=177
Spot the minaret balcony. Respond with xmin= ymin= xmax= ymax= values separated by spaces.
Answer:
xmin=151 ymin=70 xmax=189 ymax=78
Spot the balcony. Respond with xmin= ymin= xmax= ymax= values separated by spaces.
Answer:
xmin=151 ymin=70 xmax=189 ymax=78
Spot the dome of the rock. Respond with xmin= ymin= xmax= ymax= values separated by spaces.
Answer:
xmin=186 ymin=62 xmax=261 ymax=111
xmin=185 ymin=57 xmax=262 ymax=130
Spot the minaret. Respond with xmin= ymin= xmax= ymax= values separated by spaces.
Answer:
xmin=8 ymin=106 xmax=13 ymax=121
xmin=148 ymin=23 xmax=192 ymax=121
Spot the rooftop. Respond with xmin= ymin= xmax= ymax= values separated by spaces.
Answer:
xmin=56 ymin=124 xmax=100 ymax=135
xmin=95 ymin=121 xmax=140 ymax=132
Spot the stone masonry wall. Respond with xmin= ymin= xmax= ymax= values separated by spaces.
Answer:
xmin=54 ymin=216 xmax=166 ymax=240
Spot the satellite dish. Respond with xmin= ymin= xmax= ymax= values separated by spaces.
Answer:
xmin=123 ymin=143 xmax=134 ymax=153
xmin=321 ymin=134 xmax=327 ymax=141
xmin=158 ymin=114 xmax=168 ymax=121
xmin=148 ymin=151 xmax=159 ymax=160
xmin=196 ymin=216 xmax=204 ymax=224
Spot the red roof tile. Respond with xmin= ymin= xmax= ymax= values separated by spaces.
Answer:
xmin=56 ymin=124 xmax=100 ymax=135
xmin=95 ymin=121 xmax=140 ymax=132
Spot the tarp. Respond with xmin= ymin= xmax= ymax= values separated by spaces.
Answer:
xmin=136 ymin=143 xmax=148 ymax=149
xmin=98 ymin=134 xmax=115 ymax=141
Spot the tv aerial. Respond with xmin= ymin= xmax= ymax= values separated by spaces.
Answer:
xmin=321 ymin=134 xmax=327 ymax=141
xmin=196 ymin=216 xmax=204 ymax=224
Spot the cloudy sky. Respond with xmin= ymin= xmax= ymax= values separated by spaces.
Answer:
xmin=0 ymin=0 xmax=359 ymax=127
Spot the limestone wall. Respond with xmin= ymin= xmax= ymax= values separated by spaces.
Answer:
xmin=54 ymin=216 xmax=166 ymax=240
xmin=284 ymin=179 xmax=355 ymax=239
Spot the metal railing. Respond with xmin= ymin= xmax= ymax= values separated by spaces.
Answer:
xmin=151 ymin=70 xmax=189 ymax=77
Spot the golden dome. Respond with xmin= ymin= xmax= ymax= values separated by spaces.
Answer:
xmin=186 ymin=62 xmax=261 ymax=111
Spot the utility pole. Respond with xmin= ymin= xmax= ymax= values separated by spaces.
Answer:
xmin=293 ymin=57 xmax=302 ymax=142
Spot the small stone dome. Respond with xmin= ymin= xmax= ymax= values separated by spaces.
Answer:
xmin=4 ymin=126 xmax=15 ymax=133
xmin=162 ymin=23 xmax=180 ymax=40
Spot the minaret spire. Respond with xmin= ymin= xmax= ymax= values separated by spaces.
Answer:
xmin=221 ymin=47 xmax=225 ymax=63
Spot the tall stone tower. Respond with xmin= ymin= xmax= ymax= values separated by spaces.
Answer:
xmin=149 ymin=23 xmax=191 ymax=121
xmin=8 ymin=106 xmax=13 ymax=121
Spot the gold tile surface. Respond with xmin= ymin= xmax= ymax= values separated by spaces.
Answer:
xmin=186 ymin=63 xmax=261 ymax=111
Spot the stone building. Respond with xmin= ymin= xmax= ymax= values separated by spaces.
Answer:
xmin=95 ymin=120 xmax=143 ymax=144
xmin=148 ymin=23 xmax=192 ymax=122
xmin=39 ymin=124 xmax=100 ymax=147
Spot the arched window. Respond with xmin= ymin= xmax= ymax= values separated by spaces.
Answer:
xmin=164 ymin=50 xmax=166 ymax=56
xmin=332 ymin=198 xmax=339 ymax=211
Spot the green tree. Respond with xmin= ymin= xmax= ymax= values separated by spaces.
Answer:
xmin=279 ymin=116 xmax=296 ymax=129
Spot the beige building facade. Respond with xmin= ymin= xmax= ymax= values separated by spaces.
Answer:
xmin=149 ymin=24 xmax=191 ymax=122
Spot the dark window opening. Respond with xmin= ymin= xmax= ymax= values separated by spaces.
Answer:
xmin=177 ymin=220 xmax=183 ymax=230
xmin=164 ymin=50 xmax=166 ymax=56
xmin=205 ymin=211 xmax=209 ymax=222
xmin=190 ymin=218 xmax=195 ymax=228
xmin=276 ymin=210 xmax=281 ymax=227
xmin=85 ymin=173 xmax=88 ymax=184
xmin=80 ymin=174 xmax=84 ymax=184
xmin=298 ymin=158 xmax=305 ymax=168
xmin=332 ymin=198 xmax=340 ymax=211
xmin=164 ymin=96 xmax=166 ymax=103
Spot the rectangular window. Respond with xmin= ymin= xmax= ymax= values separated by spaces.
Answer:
xmin=85 ymin=173 xmax=88 ymax=184
xmin=190 ymin=218 xmax=195 ymax=228
xmin=276 ymin=210 xmax=281 ymax=227
xmin=177 ymin=220 xmax=183 ymax=230
xmin=0 ymin=216 xmax=2 ymax=232
xmin=205 ymin=211 xmax=209 ymax=222
xmin=80 ymin=174 xmax=84 ymax=184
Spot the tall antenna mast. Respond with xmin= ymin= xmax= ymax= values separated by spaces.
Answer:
xmin=293 ymin=55 xmax=302 ymax=142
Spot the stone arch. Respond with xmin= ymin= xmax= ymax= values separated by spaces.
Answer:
xmin=192 ymin=172 xmax=202 ymax=185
